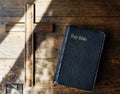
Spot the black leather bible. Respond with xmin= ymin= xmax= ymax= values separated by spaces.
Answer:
xmin=53 ymin=25 xmax=105 ymax=91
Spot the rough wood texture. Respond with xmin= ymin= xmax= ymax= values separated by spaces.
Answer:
xmin=34 ymin=0 xmax=120 ymax=94
xmin=5 ymin=23 xmax=53 ymax=32
xmin=0 ymin=7 xmax=24 ymax=17
xmin=0 ymin=0 xmax=120 ymax=94
xmin=0 ymin=32 xmax=25 ymax=58
xmin=24 ymin=3 xmax=53 ymax=87
xmin=25 ymin=4 xmax=34 ymax=87
xmin=0 ymin=59 xmax=24 ymax=94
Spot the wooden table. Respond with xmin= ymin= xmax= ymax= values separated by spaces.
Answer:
xmin=0 ymin=0 xmax=120 ymax=94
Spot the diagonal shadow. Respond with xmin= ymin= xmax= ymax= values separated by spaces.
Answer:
xmin=0 ymin=0 xmax=36 ymax=44
xmin=0 ymin=0 xmax=53 ymax=93
xmin=0 ymin=0 xmax=120 ymax=94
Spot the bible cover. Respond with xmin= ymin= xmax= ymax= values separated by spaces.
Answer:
xmin=53 ymin=25 xmax=105 ymax=91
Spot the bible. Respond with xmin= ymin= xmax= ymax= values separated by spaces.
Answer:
xmin=53 ymin=25 xmax=105 ymax=91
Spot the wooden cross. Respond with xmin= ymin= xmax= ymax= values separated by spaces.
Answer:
xmin=5 ymin=3 xmax=53 ymax=87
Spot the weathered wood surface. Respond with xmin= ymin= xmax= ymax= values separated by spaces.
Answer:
xmin=35 ymin=0 xmax=120 ymax=93
xmin=6 ymin=23 xmax=53 ymax=32
xmin=24 ymin=3 xmax=53 ymax=87
xmin=0 ymin=0 xmax=120 ymax=94
xmin=0 ymin=7 xmax=24 ymax=17
xmin=35 ymin=1 xmax=120 ymax=17
xmin=0 ymin=32 xmax=25 ymax=58
xmin=35 ymin=33 xmax=120 ymax=59
xmin=25 ymin=4 xmax=34 ymax=87
xmin=0 ymin=59 xmax=24 ymax=94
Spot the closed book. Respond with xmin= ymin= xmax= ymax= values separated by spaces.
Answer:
xmin=53 ymin=25 xmax=105 ymax=91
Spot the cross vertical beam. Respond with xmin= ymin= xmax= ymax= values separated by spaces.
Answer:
xmin=25 ymin=4 xmax=34 ymax=87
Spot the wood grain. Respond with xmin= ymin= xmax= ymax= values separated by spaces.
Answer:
xmin=35 ymin=1 xmax=120 ymax=17
xmin=5 ymin=23 xmax=53 ymax=33
xmin=0 ymin=32 xmax=25 ymax=58
xmin=0 ymin=59 xmax=24 ymax=94
xmin=0 ymin=0 xmax=120 ymax=93
xmin=25 ymin=4 xmax=34 ymax=87
xmin=0 ymin=7 xmax=24 ymax=17
xmin=35 ymin=33 xmax=120 ymax=59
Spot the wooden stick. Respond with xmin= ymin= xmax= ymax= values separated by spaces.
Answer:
xmin=25 ymin=3 xmax=34 ymax=87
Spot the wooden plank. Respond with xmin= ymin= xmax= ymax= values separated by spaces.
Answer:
xmin=0 ymin=59 xmax=24 ymax=83
xmin=0 ymin=0 xmax=27 ymax=7
xmin=35 ymin=19 xmax=120 ymax=39
xmin=103 ymin=39 xmax=120 ymax=58
xmin=5 ymin=23 xmax=53 ymax=33
xmin=24 ymin=88 xmax=71 ymax=94
xmin=95 ymin=58 xmax=120 ymax=94
xmin=25 ymin=4 xmax=34 ymax=87
xmin=34 ymin=58 xmax=120 ymax=93
xmin=35 ymin=59 xmax=57 ymax=74
xmin=34 ymin=33 xmax=62 ymax=59
xmin=0 ymin=17 xmax=25 ymax=23
xmin=35 ymin=5 xmax=69 ymax=17
xmin=34 ymin=33 xmax=63 ymax=48
xmin=0 ymin=32 xmax=25 ymax=58
xmin=36 ymin=17 xmax=120 ymax=39
xmin=69 ymin=0 xmax=120 ymax=5
xmin=35 ymin=43 xmax=120 ymax=59
xmin=36 ymin=0 xmax=120 ymax=7
xmin=0 ymin=58 xmax=24 ymax=94
xmin=50 ymin=0 xmax=70 ymax=6
xmin=0 ymin=7 xmax=24 ymax=17
xmin=69 ymin=0 xmax=119 ymax=2
xmin=36 ymin=16 xmax=120 ymax=24
xmin=36 ymin=17 xmax=120 ymax=40
xmin=35 ymin=33 xmax=120 ymax=59
xmin=0 ymin=25 xmax=7 ymax=41
xmin=95 ymin=87 xmax=120 ymax=94
xmin=35 ymin=59 xmax=57 ymax=83
xmin=35 ymin=47 xmax=60 ymax=59
xmin=97 ymin=58 xmax=120 ymax=83
xmin=35 ymin=5 xmax=120 ymax=17
xmin=53 ymin=24 xmax=120 ymax=39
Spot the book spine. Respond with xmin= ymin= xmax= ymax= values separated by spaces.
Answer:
xmin=53 ymin=25 xmax=70 ymax=84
